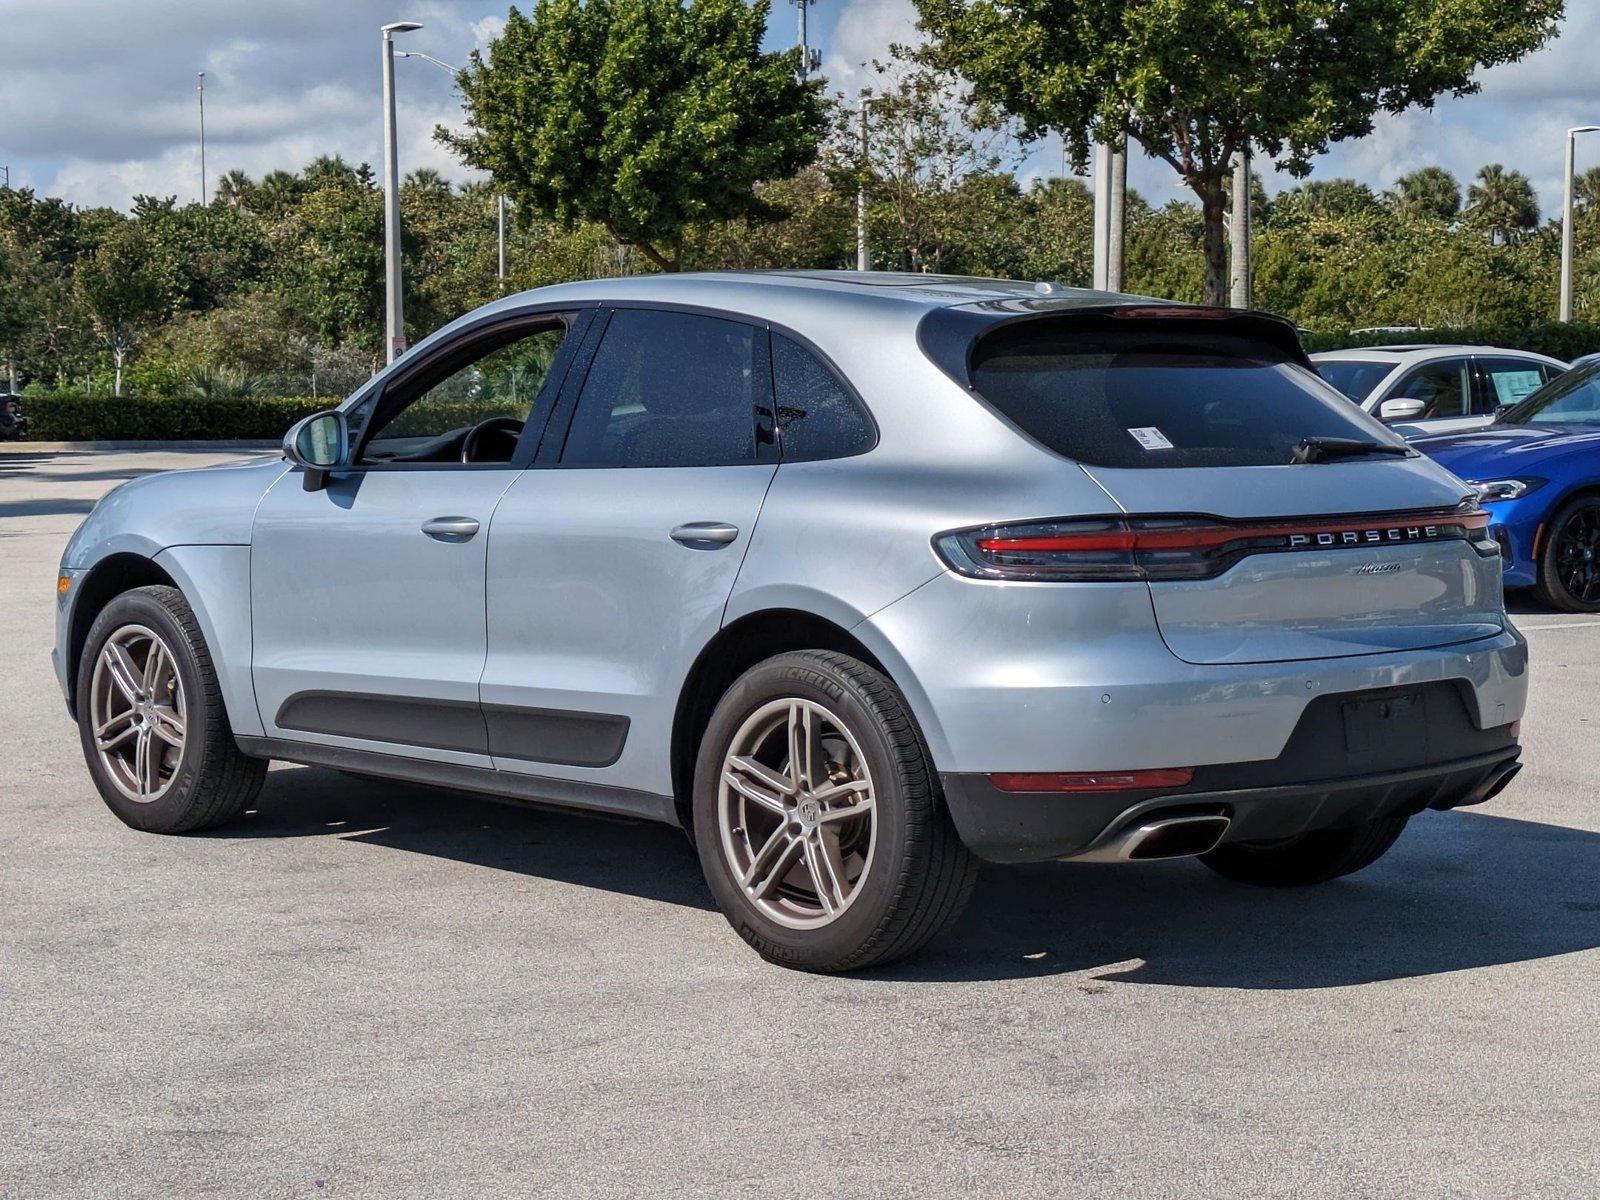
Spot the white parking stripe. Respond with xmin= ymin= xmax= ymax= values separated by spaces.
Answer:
xmin=1519 ymin=620 xmax=1600 ymax=631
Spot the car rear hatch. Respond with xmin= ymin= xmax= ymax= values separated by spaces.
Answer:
xmin=933 ymin=305 xmax=1506 ymax=665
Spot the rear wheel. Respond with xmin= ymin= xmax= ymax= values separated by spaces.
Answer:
xmin=1199 ymin=814 xmax=1408 ymax=887
xmin=77 ymin=585 xmax=265 ymax=833
xmin=693 ymin=650 xmax=977 ymax=972
xmin=1537 ymin=494 xmax=1600 ymax=613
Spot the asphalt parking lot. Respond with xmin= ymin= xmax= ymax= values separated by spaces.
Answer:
xmin=3 ymin=447 xmax=1597 ymax=1198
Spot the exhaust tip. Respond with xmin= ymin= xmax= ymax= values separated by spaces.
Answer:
xmin=1478 ymin=761 xmax=1522 ymax=805
xmin=1124 ymin=813 xmax=1231 ymax=861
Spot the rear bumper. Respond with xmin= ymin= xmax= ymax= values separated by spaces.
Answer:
xmin=942 ymin=745 xmax=1520 ymax=863
xmin=939 ymin=676 xmax=1523 ymax=862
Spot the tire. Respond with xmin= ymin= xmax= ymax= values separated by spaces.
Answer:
xmin=76 ymin=584 xmax=266 ymax=833
xmin=692 ymin=650 xmax=977 ymax=972
xmin=1198 ymin=814 xmax=1408 ymax=887
xmin=1536 ymin=494 xmax=1600 ymax=613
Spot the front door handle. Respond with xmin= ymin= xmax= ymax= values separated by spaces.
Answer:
xmin=422 ymin=516 xmax=480 ymax=541
xmin=670 ymin=521 xmax=740 ymax=547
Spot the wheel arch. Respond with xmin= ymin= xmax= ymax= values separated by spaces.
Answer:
xmin=1532 ymin=481 xmax=1600 ymax=564
xmin=66 ymin=552 xmax=178 ymax=715
xmin=670 ymin=609 xmax=895 ymax=831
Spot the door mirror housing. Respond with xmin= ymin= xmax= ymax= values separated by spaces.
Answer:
xmin=283 ymin=410 xmax=347 ymax=491
xmin=1379 ymin=396 xmax=1427 ymax=423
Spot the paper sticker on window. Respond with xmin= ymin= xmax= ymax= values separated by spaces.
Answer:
xmin=1128 ymin=426 xmax=1174 ymax=451
xmin=1489 ymin=370 xmax=1542 ymax=407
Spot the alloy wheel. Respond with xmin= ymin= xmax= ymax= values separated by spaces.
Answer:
xmin=1553 ymin=502 xmax=1600 ymax=607
xmin=89 ymin=624 xmax=186 ymax=803
xmin=717 ymin=697 xmax=877 ymax=930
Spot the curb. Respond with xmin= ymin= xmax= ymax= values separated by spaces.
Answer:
xmin=0 ymin=440 xmax=278 ymax=453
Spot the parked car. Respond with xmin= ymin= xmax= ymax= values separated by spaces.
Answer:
xmin=55 ymin=273 xmax=1527 ymax=971
xmin=1413 ymin=358 xmax=1600 ymax=612
xmin=0 ymin=394 xmax=25 ymax=441
xmin=1312 ymin=345 xmax=1566 ymax=438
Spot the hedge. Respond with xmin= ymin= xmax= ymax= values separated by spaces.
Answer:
xmin=21 ymin=394 xmax=331 ymax=442
xmin=1300 ymin=320 xmax=1600 ymax=361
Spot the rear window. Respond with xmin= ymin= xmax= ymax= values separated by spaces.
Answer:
xmin=1314 ymin=358 xmax=1393 ymax=402
xmin=969 ymin=322 xmax=1398 ymax=469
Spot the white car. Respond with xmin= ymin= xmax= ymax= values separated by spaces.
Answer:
xmin=1312 ymin=346 xmax=1566 ymax=438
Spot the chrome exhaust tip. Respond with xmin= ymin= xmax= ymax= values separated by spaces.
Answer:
xmin=1076 ymin=811 xmax=1231 ymax=863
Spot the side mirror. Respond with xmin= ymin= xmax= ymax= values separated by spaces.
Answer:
xmin=283 ymin=410 xmax=347 ymax=492
xmin=1379 ymin=396 xmax=1427 ymax=423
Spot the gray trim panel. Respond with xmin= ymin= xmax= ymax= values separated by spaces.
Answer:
xmin=235 ymin=735 xmax=678 ymax=826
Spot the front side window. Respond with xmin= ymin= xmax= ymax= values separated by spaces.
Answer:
xmin=1391 ymin=359 xmax=1470 ymax=419
xmin=357 ymin=321 xmax=570 ymax=464
xmin=772 ymin=333 xmax=874 ymax=461
xmin=966 ymin=320 xmax=1400 ymax=469
xmin=560 ymin=309 xmax=762 ymax=468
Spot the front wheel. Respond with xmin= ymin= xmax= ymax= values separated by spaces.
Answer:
xmin=693 ymin=650 xmax=977 ymax=972
xmin=76 ymin=585 xmax=266 ymax=833
xmin=1199 ymin=814 xmax=1408 ymax=887
xmin=1537 ymin=494 xmax=1600 ymax=613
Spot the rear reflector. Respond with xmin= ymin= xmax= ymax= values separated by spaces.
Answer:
xmin=989 ymin=768 xmax=1195 ymax=793
xmin=936 ymin=507 xmax=1496 ymax=583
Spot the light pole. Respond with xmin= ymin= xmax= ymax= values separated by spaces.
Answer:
xmin=1229 ymin=149 xmax=1251 ymax=308
xmin=856 ymin=94 xmax=870 ymax=271
xmin=1560 ymin=125 xmax=1600 ymax=323
xmin=197 ymin=72 xmax=207 ymax=205
xmin=381 ymin=21 xmax=423 ymax=364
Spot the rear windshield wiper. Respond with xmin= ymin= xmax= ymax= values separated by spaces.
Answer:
xmin=1290 ymin=437 xmax=1412 ymax=464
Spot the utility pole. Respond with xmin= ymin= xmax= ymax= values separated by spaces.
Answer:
xmin=856 ymin=96 xmax=870 ymax=271
xmin=1107 ymin=141 xmax=1126 ymax=292
xmin=1229 ymin=149 xmax=1252 ymax=308
xmin=381 ymin=21 xmax=423 ymax=364
xmin=1560 ymin=126 xmax=1600 ymax=322
xmin=197 ymin=72 xmax=207 ymax=204
xmin=497 ymin=194 xmax=509 ymax=286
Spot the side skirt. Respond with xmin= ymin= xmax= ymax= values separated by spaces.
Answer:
xmin=234 ymin=735 xmax=680 ymax=827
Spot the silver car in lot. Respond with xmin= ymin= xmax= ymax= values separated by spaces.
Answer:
xmin=55 ymin=272 xmax=1528 ymax=971
xmin=1312 ymin=344 xmax=1566 ymax=438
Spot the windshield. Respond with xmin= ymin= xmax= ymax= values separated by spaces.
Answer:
xmin=1500 ymin=363 xmax=1600 ymax=427
xmin=968 ymin=322 xmax=1407 ymax=469
xmin=1313 ymin=358 xmax=1393 ymax=402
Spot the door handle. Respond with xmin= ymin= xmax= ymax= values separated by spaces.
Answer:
xmin=670 ymin=521 xmax=740 ymax=547
xmin=422 ymin=516 xmax=480 ymax=541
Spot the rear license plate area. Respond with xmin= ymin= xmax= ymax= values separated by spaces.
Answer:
xmin=1341 ymin=690 xmax=1427 ymax=768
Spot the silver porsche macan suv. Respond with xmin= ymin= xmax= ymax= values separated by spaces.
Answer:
xmin=55 ymin=272 xmax=1528 ymax=971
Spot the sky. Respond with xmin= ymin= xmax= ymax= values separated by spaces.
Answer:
xmin=2 ymin=0 xmax=1599 ymax=217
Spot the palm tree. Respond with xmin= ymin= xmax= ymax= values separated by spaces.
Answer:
xmin=1466 ymin=164 xmax=1539 ymax=243
xmin=215 ymin=169 xmax=255 ymax=209
xmin=1574 ymin=166 xmax=1600 ymax=213
xmin=1389 ymin=166 xmax=1461 ymax=222
xmin=251 ymin=170 xmax=304 ymax=218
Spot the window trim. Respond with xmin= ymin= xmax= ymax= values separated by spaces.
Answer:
xmin=542 ymin=303 xmax=777 ymax=471
xmin=342 ymin=305 xmax=595 ymax=473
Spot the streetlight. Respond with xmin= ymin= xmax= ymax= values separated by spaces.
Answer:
xmin=392 ymin=47 xmax=516 ymax=290
xmin=381 ymin=20 xmax=424 ymax=364
xmin=1560 ymin=125 xmax=1600 ymax=323
xmin=197 ymin=72 xmax=207 ymax=205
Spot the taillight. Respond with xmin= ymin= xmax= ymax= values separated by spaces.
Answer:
xmin=989 ymin=768 xmax=1195 ymax=793
xmin=933 ymin=508 xmax=1493 ymax=583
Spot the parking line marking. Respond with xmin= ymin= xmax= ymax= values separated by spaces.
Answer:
xmin=1519 ymin=620 xmax=1600 ymax=631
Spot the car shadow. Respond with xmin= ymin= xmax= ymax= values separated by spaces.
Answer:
xmin=0 ymin=497 xmax=100 ymax=519
xmin=234 ymin=765 xmax=1600 ymax=990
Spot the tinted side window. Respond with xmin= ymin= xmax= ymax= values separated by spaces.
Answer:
xmin=560 ymin=309 xmax=760 ymax=468
xmin=1392 ymin=359 xmax=1470 ymax=418
xmin=772 ymin=334 xmax=874 ymax=461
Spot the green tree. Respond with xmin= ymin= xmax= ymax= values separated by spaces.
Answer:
xmin=914 ymin=0 xmax=1563 ymax=303
xmin=1389 ymin=166 xmax=1462 ymax=222
xmin=73 ymin=222 xmax=171 ymax=395
xmin=1574 ymin=166 xmax=1600 ymax=212
xmin=442 ymin=0 xmax=827 ymax=272
xmin=1466 ymin=163 xmax=1540 ymax=243
xmin=1280 ymin=179 xmax=1381 ymax=220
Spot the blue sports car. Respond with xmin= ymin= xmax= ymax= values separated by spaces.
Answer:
xmin=1414 ymin=360 xmax=1600 ymax=611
